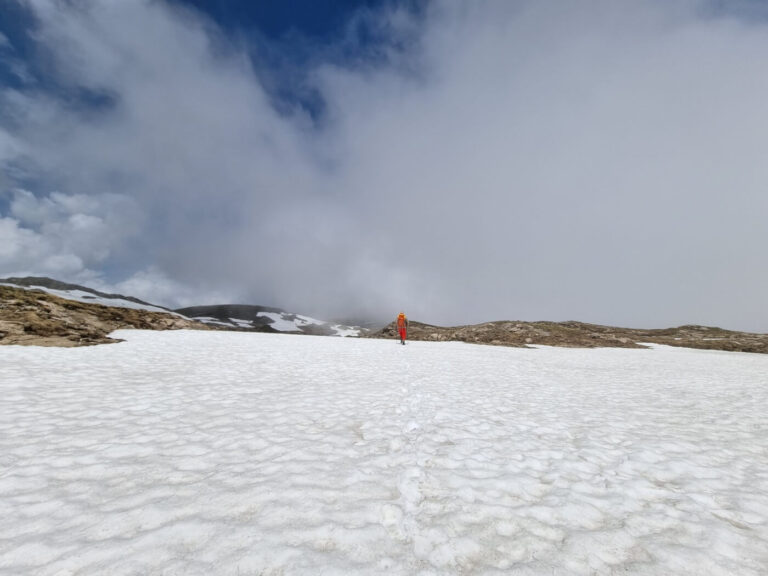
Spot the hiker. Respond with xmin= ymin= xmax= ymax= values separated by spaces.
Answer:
xmin=396 ymin=311 xmax=408 ymax=345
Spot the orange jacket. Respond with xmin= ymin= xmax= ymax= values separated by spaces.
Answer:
xmin=397 ymin=314 xmax=408 ymax=330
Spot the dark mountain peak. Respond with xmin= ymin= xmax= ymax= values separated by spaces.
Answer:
xmin=175 ymin=304 xmax=284 ymax=320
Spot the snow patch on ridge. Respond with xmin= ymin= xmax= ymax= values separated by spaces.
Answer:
xmin=190 ymin=310 xmax=361 ymax=336
xmin=0 ymin=282 xmax=177 ymax=315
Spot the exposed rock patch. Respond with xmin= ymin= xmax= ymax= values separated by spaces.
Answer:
xmin=0 ymin=276 xmax=165 ymax=309
xmin=0 ymin=285 xmax=208 ymax=347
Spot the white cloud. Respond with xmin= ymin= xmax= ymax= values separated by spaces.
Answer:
xmin=0 ymin=216 xmax=41 ymax=261
xmin=1 ymin=0 xmax=767 ymax=330
xmin=0 ymin=189 xmax=141 ymax=283
xmin=40 ymin=253 xmax=84 ymax=276
xmin=0 ymin=214 xmax=83 ymax=278
xmin=112 ymin=266 xmax=239 ymax=309
xmin=0 ymin=128 xmax=23 ymax=163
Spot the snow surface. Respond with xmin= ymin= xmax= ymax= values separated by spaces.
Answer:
xmin=259 ymin=311 xmax=302 ymax=332
xmin=1 ymin=331 xmax=767 ymax=575
xmin=331 ymin=324 xmax=362 ymax=338
xmin=190 ymin=316 xmax=232 ymax=327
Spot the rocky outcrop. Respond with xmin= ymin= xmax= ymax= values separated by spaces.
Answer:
xmin=0 ymin=276 xmax=165 ymax=309
xmin=370 ymin=320 xmax=768 ymax=354
xmin=0 ymin=285 xmax=208 ymax=347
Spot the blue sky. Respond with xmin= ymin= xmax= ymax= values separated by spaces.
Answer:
xmin=1 ymin=0 xmax=768 ymax=331
xmin=0 ymin=0 xmax=418 ymax=121
xmin=172 ymin=0 xmax=421 ymax=117
xmin=174 ymin=0 xmax=393 ymax=39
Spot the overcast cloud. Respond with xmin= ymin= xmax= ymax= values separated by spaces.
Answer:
xmin=1 ymin=0 xmax=767 ymax=330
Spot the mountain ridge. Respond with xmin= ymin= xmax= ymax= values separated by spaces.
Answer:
xmin=0 ymin=284 xmax=206 ymax=346
xmin=2 ymin=276 xmax=766 ymax=352
xmin=0 ymin=277 xmax=364 ymax=342
xmin=370 ymin=319 xmax=768 ymax=354
xmin=0 ymin=276 xmax=166 ymax=309
xmin=176 ymin=304 xmax=363 ymax=336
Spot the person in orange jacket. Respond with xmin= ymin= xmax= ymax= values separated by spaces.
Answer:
xmin=396 ymin=311 xmax=409 ymax=345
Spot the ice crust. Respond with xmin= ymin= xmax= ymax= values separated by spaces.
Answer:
xmin=0 ymin=331 xmax=766 ymax=574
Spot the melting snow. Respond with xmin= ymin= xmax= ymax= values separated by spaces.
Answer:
xmin=331 ymin=324 xmax=362 ymax=337
xmin=0 ymin=331 xmax=766 ymax=574
xmin=188 ymin=310 xmax=361 ymax=336
xmin=257 ymin=311 xmax=359 ymax=335
xmin=258 ymin=311 xmax=301 ymax=331
xmin=190 ymin=317 xmax=232 ymax=327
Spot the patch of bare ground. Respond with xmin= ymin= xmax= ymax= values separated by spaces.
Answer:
xmin=370 ymin=320 xmax=768 ymax=354
xmin=0 ymin=285 xmax=209 ymax=347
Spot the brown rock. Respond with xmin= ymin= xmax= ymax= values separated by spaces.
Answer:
xmin=0 ymin=285 xmax=211 ymax=347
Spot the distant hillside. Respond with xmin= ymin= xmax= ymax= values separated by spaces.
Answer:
xmin=174 ymin=304 xmax=283 ymax=332
xmin=0 ymin=277 xmax=363 ymax=344
xmin=176 ymin=304 xmax=362 ymax=337
xmin=0 ymin=284 xmax=206 ymax=347
xmin=370 ymin=320 xmax=768 ymax=354
xmin=0 ymin=276 xmax=171 ymax=312
xmin=7 ymin=276 xmax=760 ymax=352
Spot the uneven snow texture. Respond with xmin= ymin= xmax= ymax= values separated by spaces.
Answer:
xmin=1 ymin=331 xmax=767 ymax=575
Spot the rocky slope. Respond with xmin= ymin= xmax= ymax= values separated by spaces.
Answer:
xmin=0 ymin=276 xmax=168 ymax=310
xmin=372 ymin=319 xmax=768 ymax=354
xmin=0 ymin=276 xmax=364 ymax=345
xmin=0 ymin=285 xmax=207 ymax=347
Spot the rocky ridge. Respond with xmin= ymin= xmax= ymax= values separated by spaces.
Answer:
xmin=0 ymin=285 xmax=207 ymax=347
xmin=3 ymin=275 xmax=765 ymax=353
xmin=0 ymin=276 xmax=166 ymax=309
xmin=372 ymin=319 xmax=768 ymax=354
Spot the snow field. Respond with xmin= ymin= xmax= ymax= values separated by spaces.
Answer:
xmin=0 ymin=330 xmax=767 ymax=575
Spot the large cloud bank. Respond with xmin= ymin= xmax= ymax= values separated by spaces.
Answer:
xmin=1 ymin=0 xmax=767 ymax=330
